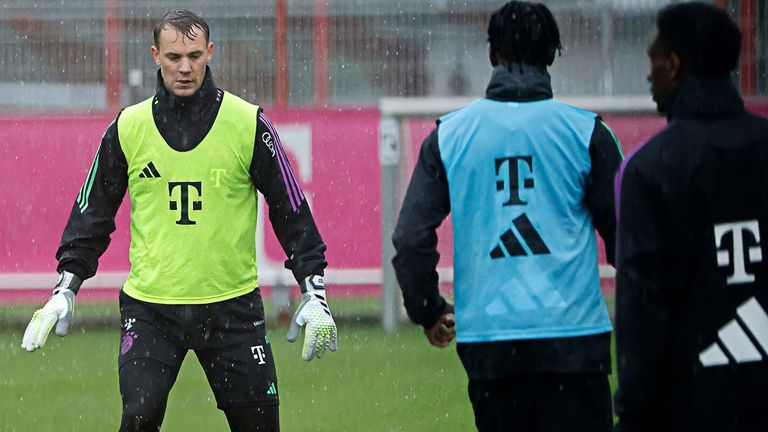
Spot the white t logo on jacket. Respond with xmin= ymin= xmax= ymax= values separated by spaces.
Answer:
xmin=714 ymin=220 xmax=762 ymax=285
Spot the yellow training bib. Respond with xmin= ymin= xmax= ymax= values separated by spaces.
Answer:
xmin=118 ymin=92 xmax=260 ymax=304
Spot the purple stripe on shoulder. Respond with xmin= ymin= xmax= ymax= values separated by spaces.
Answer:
xmin=259 ymin=113 xmax=303 ymax=211
xmin=260 ymin=113 xmax=304 ymax=203
xmin=615 ymin=138 xmax=649 ymax=224
xmin=614 ymin=121 xmax=674 ymax=223
xmin=265 ymin=116 xmax=304 ymax=206
xmin=274 ymin=135 xmax=305 ymax=201
xmin=259 ymin=113 xmax=298 ymax=211
xmin=614 ymin=121 xmax=673 ymax=259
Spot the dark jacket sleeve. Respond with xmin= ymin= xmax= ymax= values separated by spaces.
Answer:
xmin=586 ymin=117 xmax=623 ymax=266
xmin=613 ymin=150 xmax=673 ymax=428
xmin=391 ymin=128 xmax=450 ymax=328
xmin=251 ymin=109 xmax=327 ymax=283
xmin=56 ymin=115 xmax=128 ymax=284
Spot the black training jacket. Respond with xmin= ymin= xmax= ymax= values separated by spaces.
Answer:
xmin=392 ymin=65 xmax=623 ymax=377
xmin=614 ymin=76 xmax=768 ymax=431
xmin=56 ymin=68 xmax=326 ymax=288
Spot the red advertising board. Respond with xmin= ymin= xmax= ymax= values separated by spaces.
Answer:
xmin=1 ymin=105 xmax=709 ymax=301
xmin=0 ymin=108 xmax=383 ymax=300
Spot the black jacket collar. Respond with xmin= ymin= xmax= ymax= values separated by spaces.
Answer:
xmin=154 ymin=66 xmax=217 ymax=110
xmin=151 ymin=66 xmax=222 ymax=152
xmin=667 ymin=76 xmax=744 ymax=120
xmin=485 ymin=64 xmax=553 ymax=102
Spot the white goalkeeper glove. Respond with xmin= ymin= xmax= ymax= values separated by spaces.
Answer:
xmin=21 ymin=272 xmax=80 ymax=352
xmin=286 ymin=275 xmax=338 ymax=361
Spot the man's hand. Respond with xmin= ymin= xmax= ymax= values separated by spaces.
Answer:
xmin=286 ymin=275 xmax=338 ymax=361
xmin=21 ymin=272 xmax=80 ymax=352
xmin=425 ymin=302 xmax=456 ymax=348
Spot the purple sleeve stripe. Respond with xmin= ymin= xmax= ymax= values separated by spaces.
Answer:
xmin=614 ymin=138 xmax=651 ymax=223
xmin=261 ymin=113 xmax=305 ymax=204
xmin=614 ymin=155 xmax=632 ymax=262
xmin=614 ymin=159 xmax=629 ymax=224
xmin=275 ymin=136 xmax=305 ymax=202
xmin=259 ymin=113 xmax=304 ymax=211
xmin=266 ymin=115 xmax=305 ymax=206
xmin=614 ymin=122 xmax=673 ymax=223
xmin=260 ymin=113 xmax=298 ymax=211
xmin=613 ymin=121 xmax=672 ymax=259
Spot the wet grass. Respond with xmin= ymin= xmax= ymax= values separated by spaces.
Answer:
xmin=0 ymin=324 xmax=475 ymax=431
xmin=0 ymin=292 xmax=617 ymax=430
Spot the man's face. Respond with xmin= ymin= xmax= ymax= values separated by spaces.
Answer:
xmin=151 ymin=25 xmax=213 ymax=97
xmin=647 ymin=36 xmax=679 ymax=113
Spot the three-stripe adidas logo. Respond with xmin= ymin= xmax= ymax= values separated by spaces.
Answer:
xmin=700 ymin=297 xmax=768 ymax=367
xmin=266 ymin=383 xmax=277 ymax=396
xmin=138 ymin=161 xmax=161 ymax=178
xmin=490 ymin=213 xmax=550 ymax=259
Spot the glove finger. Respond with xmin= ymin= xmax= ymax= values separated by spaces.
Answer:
xmin=36 ymin=313 xmax=57 ymax=348
xmin=21 ymin=319 xmax=39 ymax=351
xmin=23 ymin=311 xmax=55 ymax=351
xmin=303 ymin=333 xmax=316 ymax=361
xmin=315 ymin=337 xmax=329 ymax=358
xmin=318 ymin=331 xmax=332 ymax=359
xmin=330 ymin=331 xmax=338 ymax=352
xmin=313 ymin=333 xmax=325 ymax=360
xmin=55 ymin=315 xmax=70 ymax=337
xmin=286 ymin=318 xmax=302 ymax=342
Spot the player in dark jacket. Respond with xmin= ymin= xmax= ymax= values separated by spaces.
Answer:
xmin=392 ymin=2 xmax=622 ymax=430
xmin=614 ymin=3 xmax=768 ymax=430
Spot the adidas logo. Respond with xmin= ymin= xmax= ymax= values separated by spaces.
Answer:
xmin=266 ymin=383 xmax=277 ymax=396
xmin=699 ymin=297 xmax=768 ymax=367
xmin=490 ymin=213 xmax=550 ymax=259
xmin=138 ymin=161 xmax=161 ymax=178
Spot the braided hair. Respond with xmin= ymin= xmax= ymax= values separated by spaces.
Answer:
xmin=487 ymin=1 xmax=562 ymax=69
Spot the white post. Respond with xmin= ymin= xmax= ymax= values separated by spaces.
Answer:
xmin=379 ymin=115 xmax=401 ymax=332
xmin=600 ymin=2 xmax=614 ymax=96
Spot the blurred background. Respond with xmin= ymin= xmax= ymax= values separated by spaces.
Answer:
xmin=1 ymin=1 xmax=766 ymax=430
xmin=0 ymin=0 xmax=765 ymax=111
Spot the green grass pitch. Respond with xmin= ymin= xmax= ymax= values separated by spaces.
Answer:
xmin=0 ymin=295 xmax=617 ymax=431
xmin=1 ymin=324 xmax=477 ymax=431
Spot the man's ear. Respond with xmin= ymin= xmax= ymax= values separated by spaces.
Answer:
xmin=151 ymin=45 xmax=160 ymax=65
xmin=669 ymin=51 xmax=682 ymax=81
xmin=489 ymin=45 xmax=499 ymax=67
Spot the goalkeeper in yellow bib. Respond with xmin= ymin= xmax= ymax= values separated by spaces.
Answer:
xmin=20 ymin=9 xmax=336 ymax=431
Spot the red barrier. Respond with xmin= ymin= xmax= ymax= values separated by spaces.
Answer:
xmin=4 ymin=104 xmax=765 ymax=301
xmin=0 ymin=114 xmax=130 ymax=274
xmin=0 ymin=108 xmax=382 ymax=300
